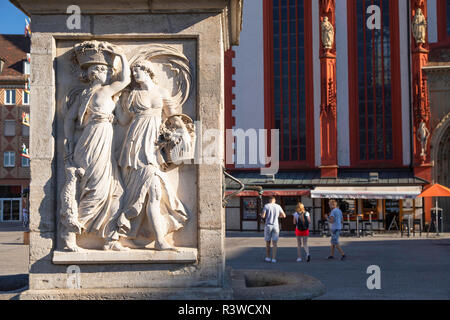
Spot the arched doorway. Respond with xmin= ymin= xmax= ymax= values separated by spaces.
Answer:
xmin=432 ymin=113 xmax=450 ymax=232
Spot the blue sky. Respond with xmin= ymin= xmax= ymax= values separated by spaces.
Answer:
xmin=0 ymin=1 xmax=29 ymax=34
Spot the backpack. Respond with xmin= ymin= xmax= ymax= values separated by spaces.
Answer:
xmin=296 ymin=212 xmax=309 ymax=231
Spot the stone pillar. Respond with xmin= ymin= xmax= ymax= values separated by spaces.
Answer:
xmin=410 ymin=0 xmax=432 ymax=182
xmin=11 ymin=0 xmax=242 ymax=299
xmin=319 ymin=0 xmax=338 ymax=178
xmin=410 ymin=0 xmax=432 ymax=224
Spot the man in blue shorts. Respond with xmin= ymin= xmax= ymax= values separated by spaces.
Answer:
xmin=261 ymin=196 xmax=286 ymax=263
xmin=326 ymin=199 xmax=346 ymax=260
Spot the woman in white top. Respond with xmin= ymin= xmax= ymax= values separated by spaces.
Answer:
xmin=293 ymin=202 xmax=311 ymax=262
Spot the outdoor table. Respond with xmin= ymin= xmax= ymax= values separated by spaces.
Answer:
xmin=344 ymin=215 xmax=364 ymax=237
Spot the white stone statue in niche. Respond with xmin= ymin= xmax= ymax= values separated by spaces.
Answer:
xmin=417 ymin=121 xmax=430 ymax=158
xmin=321 ymin=16 xmax=334 ymax=51
xmin=412 ymin=8 xmax=427 ymax=46
xmin=114 ymin=46 xmax=194 ymax=251
xmin=61 ymin=40 xmax=131 ymax=251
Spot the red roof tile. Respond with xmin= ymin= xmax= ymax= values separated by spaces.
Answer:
xmin=0 ymin=34 xmax=30 ymax=81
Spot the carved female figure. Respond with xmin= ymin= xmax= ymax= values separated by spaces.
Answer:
xmin=64 ymin=41 xmax=131 ymax=251
xmin=116 ymin=59 xmax=189 ymax=251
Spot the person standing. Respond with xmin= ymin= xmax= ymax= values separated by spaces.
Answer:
xmin=326 ymin=199 xmax=346 ymax=260
xmin=293 ymin=202 xmax=311 ymax=262
xmin=22 ymin=207 xmax=29 ymax=230
xmin=261 ymin=196 xmax=286 ymax=263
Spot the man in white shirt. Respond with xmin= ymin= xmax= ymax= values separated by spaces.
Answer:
xmin=261 ymin=196 xmax=286 ymax=263
xmin=326 ymin=199 xmax=346 ymax=260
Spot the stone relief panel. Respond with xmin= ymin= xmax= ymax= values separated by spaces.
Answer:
xmin=55 ymin=39 xmax=197 ymax=255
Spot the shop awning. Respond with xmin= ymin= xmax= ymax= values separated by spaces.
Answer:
xmin=225 ymin=189 xmax=311 ymax=197
xmin=310 ymin=186 xmax=422 ymax=199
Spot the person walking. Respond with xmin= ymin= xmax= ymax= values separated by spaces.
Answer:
xmin=326 ymin=199 xmax=346 ymax=260
xmin=293 ymin=202 xmax=311 ymax=262
xmin=261 ymin=196 xmax=286 ymax=263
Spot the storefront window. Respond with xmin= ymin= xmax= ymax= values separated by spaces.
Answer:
xmin=385 ymin=199 xmax=400 ymax=230
xmin=339 ymin=199 xmax=357 ymax=216
xmin=362 ymin=199 xmax=377 ymax=211
xmin=242 ymin=197 xmax=258 ymax=220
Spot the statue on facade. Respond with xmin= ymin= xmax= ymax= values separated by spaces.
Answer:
xmin=61 ymin=40 xmax=131 ymax=251
xmin=321 ymin=16 xmax=334 ymax=51
xmin=412 ymin=8 xmax=427 ymax=46
xmin=417 ymin=121 xmax=430 ymax=158
xmin=114 ymin=47 xmax=194 ymax=251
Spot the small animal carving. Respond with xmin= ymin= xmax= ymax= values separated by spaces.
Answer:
xmin=60 ymin=166 xmax=85 ymax=252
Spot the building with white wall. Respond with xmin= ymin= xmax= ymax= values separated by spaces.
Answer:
xmin=224 ymin=0 xmax=450 ymax=232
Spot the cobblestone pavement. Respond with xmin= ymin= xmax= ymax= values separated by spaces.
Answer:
xmin=1 ymin=224 xmax=449 ymax=300
xmin=226 ymin=232 xmax=450 ymax=300
xmin=0 ymin=223 xmax=29 ymax=277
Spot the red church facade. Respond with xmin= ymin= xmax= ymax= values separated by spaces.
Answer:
xmin=224 ymin=0 xmax=450 ymax=232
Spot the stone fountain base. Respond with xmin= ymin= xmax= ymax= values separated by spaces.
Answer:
xmin=17 ymin=268 xmax=326 ymax=300
xmin=230 ymin=269 xmax=327 ymax=300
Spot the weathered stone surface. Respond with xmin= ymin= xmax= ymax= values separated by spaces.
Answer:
xmin=53 ymin=248 xmax=198 ymax=264
xmin=198 ymin=229 xmax=223 ymax=259
xmin=28 ymin=185 xmax=56 ymax=233
xmin=28 ymin=268 xmax=217 ymax=290
xmin=30 ymin=54 xmax=55 ymax=87
xmin=29 ymin=157 xmax=56 ymax=234
xmin=30 ymin=14 xmax=91 ymax=34
xmin=30 ymin=86 xmax=55 ymax=159
xmin=30 ymin=33 xmax=55 ymax=55
xmin=29 ymin=232 xmax=54 ymax=261
xmin=93 ymin=14 xmax=173 ymax=34
xmin=20 ymin=286 xmax=233 ymax=300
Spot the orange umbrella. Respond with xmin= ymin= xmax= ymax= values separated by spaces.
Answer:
xmin=417 ymin=184 xmax=450 ymax=198
xmin=417 ymin=183 xmax=450 ymax=235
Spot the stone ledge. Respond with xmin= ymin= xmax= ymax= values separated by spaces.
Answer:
xmin=19 ymin=287 xmax=232 ymax=300
xmin=52 ymin=247 xmax=197 ymax=265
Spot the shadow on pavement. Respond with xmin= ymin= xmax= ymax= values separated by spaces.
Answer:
xmin=0 ymin=274 xmax=28 ymax=292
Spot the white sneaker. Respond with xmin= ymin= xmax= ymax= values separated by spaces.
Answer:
xmin=271 ymin=259 xmax=277 ymax=263
xmin=265 ymin=257 xmax=271 ymax=262
xmin=296 ymin=258 xmax=302 ymax=262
